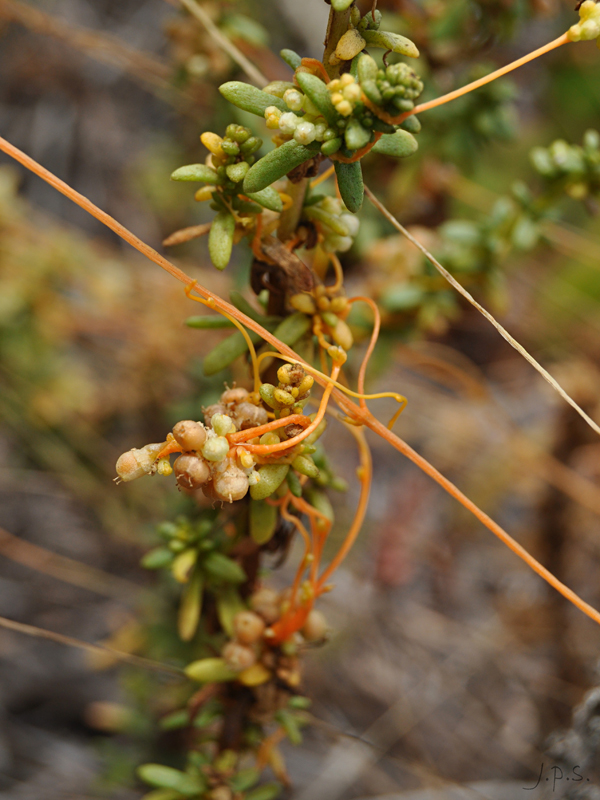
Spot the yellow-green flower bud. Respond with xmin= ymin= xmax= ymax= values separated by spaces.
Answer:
xmin=212 ymin=414 xmax=236 ymax=436
xmin=202 ymin=436 xmax=230 ymax=462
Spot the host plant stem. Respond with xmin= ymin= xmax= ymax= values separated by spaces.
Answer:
xmin=277 ymin=6 xmax=349 ymax=242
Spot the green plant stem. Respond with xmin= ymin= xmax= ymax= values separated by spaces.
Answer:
xmin=277 ymin=4 xmax=351 ymax=241
xmin=277 ymin=178 xmax=309 ymax=242
xmin=323 ymin=5 xmax=352 ymax=79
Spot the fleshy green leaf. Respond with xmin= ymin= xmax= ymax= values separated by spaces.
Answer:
xmin=334 ymin=161 xmax=364 ymax=213
xmin=372 ymin=130 xmax=419 ymax=159
xmin=250 ymin=498 xmax=278 ymax=545
xmin=243 ymin=141 xmax=321 ymax=194
xmin=250 ymin=464 xmax=290 ymax=500
xmin=170 ymin=164 xmax=220 ymax=183
xmin=202 ymin=329 xmax=263 ymax=376
xmin=141 ymin=547 xmax=174 ymax=570
xmin=245 ymin=783 xmax=283 ymax=800
xmin=137 ymin=765 xmax=204 ymax=796
xmin=216 ymin=585 xmax=246 ymax=636
xmin=280 ymin=49 xmax=302 ymax=70
xmin=362 ymin=29 xmax=419 ymax=58
xmin=185 ymin=657 xmax=238 ymax=683
xmin=246 ymin=186 xmax=283 ymax=212
xmin=185 ymin=315 xmax=235 ymax=329
xmin=178 ymin=568 xmax=203 ymax=641
xmin=203 ymin=551 xmax=247 ymax=583
xmin=208 ymin=210 xmax=236 ymax=271
xmin=219 ymin=81 xmax=288 ymax=116
xmin=295 ymin=72 xmax=338 ymax=126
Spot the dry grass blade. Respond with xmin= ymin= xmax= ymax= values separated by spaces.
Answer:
xmin=175 ymin=0 xmax=268 ymax=87
xmin=365 ymin=184 xmax=600 ymax=439
xmin=0 ymin=0 xmax=194 ymax=113
xmin=0 ymin=525 xmax=143 ymax=601
xmin=0 ymin=614 xmax=184 ymax=677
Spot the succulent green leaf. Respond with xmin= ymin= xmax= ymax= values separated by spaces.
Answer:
xmin=178 ymin=568 xmax=203 ymax=641
xmin=305 ymin=487 xmax=334 ymax=523
xmin=292 ymin=455 xmax=319 ymax=479
xmin=264 ymin=80 xmax=296 ymax=98
xmin=202 ymin=329 xmax=262 ymax=376
xmin=295 ymin=72 xmax=338 ymax=126
xmin=203 ymin=551 xmax=246 ymax=583
xmin=230 ymin=768 xmax=261 ymax=793
xmin=141 ymin=546 xmax=174 ymax=570
xmin=185 ymin=657 xmax=238 ymax=683
xmin=170 ymin=164 xmax=221 ymax=183
xmin=280 ymin=48 xmax=302 ymax=70
xmin=245 ymin=783 xmax=283 ymax=800
xmin=321 ymin=137 xmax=342 ymax=156
xmin=272 ymin=312 xmax=311 ymax=346
xmin=380 ymin=284 xmax=425 ymax=312
xmin=286 ymin=469 xmax=302 ymax=497
xmin=400 ymin=115 xmax=421 ymax=134
xmin=250 ymin=464 xmax=290 ymax=500
xmin=250 ymin=498 xmax=278 ymax=545
xmin=372 ymin=130 xmax=419 ymax=159
xmin=344 ymin=119 xmax=372 ymax=151
xmin=219 ymin=81 xmax=288 ymax=116
xmin=246 ymin=186 xmax=283 ymax=212
xmin=275 ymin=708 xmax=303 ymax=745
xmin=216 ymin=585 xmax=246 ymax=636
xmin=159 ymin=709 xmax=190 ymax=731
xmin=243 ymin=140 xmax=321 ymax=194
xmin=357 ymin=53 xmax=378 ymax=83
xmin=185 ymin=315 xmax=235 ymax=329
xmin=208 ymin=210 xmax=236 ymax=271
xmin=334 ymin=161 xmax=364 ymax=213
xmin=137 ymin=765 xmax=204 ymax=796
xmin=362 ymin=29 xmax=419 ymax=58
xmin=141 ymin=789 xmax=181 ymax=800
xmin=226 ymin=161 xmax=250 ymax=183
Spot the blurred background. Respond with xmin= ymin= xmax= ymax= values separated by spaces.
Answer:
xmin=1 ymin=0 xmax=600 ymax=798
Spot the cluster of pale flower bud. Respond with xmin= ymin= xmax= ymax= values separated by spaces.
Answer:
xmin=304 ymin=195 xmax=360 ymax=253
xmin=186 ymin=587 xmax=329 ymax=690
xmin=115 ymin=387 xmax=269 ymax=504
xmin=327 ymin=73 xmax=362 ymax=117
xmin=264 ymin=100 xmax=340 ymax=148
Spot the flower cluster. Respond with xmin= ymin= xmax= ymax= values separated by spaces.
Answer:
xmin=303 ymin=194 xmax=360 ymax=252
xmin=170 ymin=124 xmax=283 ymax=270
xmin=530 ymin=129 xmax=600 ymax=199
xmin=359 ymin=56 xmax=424 ymax=115
xmin=568 ymin=0 xmax=600 ymax=45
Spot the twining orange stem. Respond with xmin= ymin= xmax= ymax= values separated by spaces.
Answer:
xmin=228 ymin=414 xmax=310 ymax=444
xmin=349 ymin=296 xmax=381 ymax=411
xmin=281 ymin=503 xmax=312 ymax=606
xmin=311 ymin=164 xmax=336 ymax=188
xmin=238 ymin=364 xmax=341 ymax=455
xmin=330 ymin=132 xmax=382 ymax=163
xmin=327 ymin=252 xmax=344 ymax=294
xmin=409 ymin=33 xmax=570 ymax=120
xmin=5 ymin=135 xmax=600 ymax=630
xmin=316 ymin=423 xmax=372 ymax=591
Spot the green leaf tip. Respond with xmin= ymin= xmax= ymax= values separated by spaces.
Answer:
xmin=334 ymin=161 xmax=364 ymax=213
xmin=219 ymin=81 xmax=287 ymax=116
xmin=243 ymin=140 xmax=321 ymax=194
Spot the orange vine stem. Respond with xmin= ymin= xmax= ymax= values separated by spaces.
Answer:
xmin=4 ymin=135 xmax=600 ymax=630
xmin=330 ymin=132 xmax=382 ymax=163
xmin=348 ymin=296 xmax=381 ymax=411
xmin=408 ymin=33 xmax=570 ymax=123
xmin=316 ymin=423 xmax=372 ymax=591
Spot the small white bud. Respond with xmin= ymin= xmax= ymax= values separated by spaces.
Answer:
xmin=294 ymin=122 xmax=316 ymax=145
xmin=278 ymin=112 xmax=300 ymax=133
xmin=202 ymin=436 xmax=230 ymax=462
